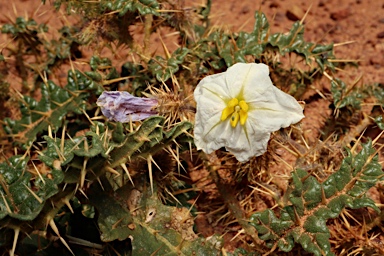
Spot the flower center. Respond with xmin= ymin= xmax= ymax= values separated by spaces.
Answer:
xmin=220 ymin=98 xmax=249 ymax=127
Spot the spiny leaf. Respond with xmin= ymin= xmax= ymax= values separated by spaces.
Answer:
xmin=89 ymin=177 xmax=221 ymax=255
xmin=250 ymin=140 xmax=382 ymax=256
xmin=103 ymin=0 xmax=160 ymax=16
xmin=148 ymin=48 xmax=190 ymax=82
xmin=109 ymin=117 xmax=192 ymax=168
xmin=0 ymin=156 xmax=63 ymax=221
xmin=4 ymin=70 xmax=100 ymax=147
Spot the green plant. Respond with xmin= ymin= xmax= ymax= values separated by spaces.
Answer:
xmin=250 ymin=141 xmax=382 ymax=256
xmin=0 ymin=0 xmax=383 ymax=255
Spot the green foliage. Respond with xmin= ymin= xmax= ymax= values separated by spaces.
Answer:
xmin=331 ymin=80 xmax=384 ymax=110
xmin=331 ymin=78 xmax=364 ymax=109
xmin=1 ymin=17 xmax=47 ymax=38
xmin=1 ymin=0 xmax=383 ymax=254
xmin=53 ymin=0 xmax=159 ymax=16
xmin=90 ymin=178 xmax=221 ymax=255
xmin=208 ymin=12 xmax=335 ymax=71
xmin=250 ymin=141 xmax=382 ymax=256
xmin=149 ymin=48 xmax=190 ymax=82
xmin=0 ymin=155 xmax=63 ymax=221
xmin=4 ymin=70 xmax=100 ymax=148
xmin=102 ymin=0 xmax=160 ymax=16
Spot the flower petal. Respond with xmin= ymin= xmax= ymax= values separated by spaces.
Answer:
xmin=226 ymin=121 xmax=271 ymax=162
xmin=234 ymin=63 xmax=304 ymax=133
xmin=194 ymin=81 xmax=227 ymax=153
xmin=224 ymin=63 xmax=270 ymax=98
xmin=193 ymin=62 xmax=305 ymax=163
xmin=97 ymin=91 xmax=158 ymax=122
xmin=195 ymin=72 xmax=232 ymax=101
xmin=247 ymin=85 xmax=304 ymax=133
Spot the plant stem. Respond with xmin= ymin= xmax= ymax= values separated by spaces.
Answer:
xmin=204 ymin=153 xmax=265 ymax=251
xmin=143 ymin=14 xmax=153 ymax=58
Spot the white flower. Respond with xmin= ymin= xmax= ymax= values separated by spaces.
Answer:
xmin=193 ymin=63 xmax=304 ymax=162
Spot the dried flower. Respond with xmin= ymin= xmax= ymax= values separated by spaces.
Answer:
xmin=96 ymin=91 xmax=158 ymax=122
xmin=194 ymin=63 xmax=304 ymax=162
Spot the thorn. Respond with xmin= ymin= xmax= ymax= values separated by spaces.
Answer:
xmin=273 ymin=154 xmax=294 ymax=170
xmin=84 ymin=138 xmax=89 ymax=153
xmin=147 ymin=156 xmax=154 ymax=195
xmin=48 ymin=125 xmax=53 ymax=139
xmin=372 ymin=129 xmax=384 ymax=146
xmin=293 ymin=207 xmax=302 ymax=226
xmin=31 ymin=161 xmax=45 ymax=185
xmin=111 ymin=217 xmax=124 ymax=230
xmin=164 ymin=187 xmax=181 ymax=205
xmin=328 ymin=59 xmax=360 ymax=63
xmin=81 ymin=109 xmax=95 ymax=126
xmin=120 ymin=163 xmax=134 ymax=187
xmin=273 ymin=140 xmax=299 ymax=157
xmin=49 ymin=219 xmax=74 ymax=255
xmin=323 ymin=71 xmax=333 ymax=81
xmin=105 ymin=166 xmax=121 ymax=177
xmin=80 ymin=158 xmax=88 ymax=188
xmin=230 ymin=228 xmax=245 ymax=242
xmin=129 ymin=115 xmax=133 ymax=133
xmin=188 ymin=141 xmax=192 ymax=161
xmin=300 ymin=134 xmax=310 ymax=150
xmin=0 ymin=191 xmax=11 ymax=214
xmin=63 ymin=198 xmax=74 ymax=214
xmin=167 ymin=146 xmax=185 ymax=174
xmin=321 ymin=186 xmax=327 ymax=205
xmin=249 ymin=184 xmax=279 ymax=200
xmin=351 ymin=127 xmax=366 ymax=154
xmin=300 ymin=3 xmax=312 ymax=25
xmin=340 ymin=210 xmax=351 ymax=229
xmin=333 ymin=40 xmax=356 ymax=47
xmin=187 ymin=194 xmax=199 ymax=216
xmin=10 ymin=227 xmax=19 ymax=256
xmin=158 ymin=32 xmax=171 ymax=60
xmin=78 ymin=188 xmax=88 ymax=199
xmin=23 ymin=183 xmax=43 ymax=204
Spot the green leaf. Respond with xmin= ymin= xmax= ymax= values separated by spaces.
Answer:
xmin=250 ymin=140 xmax=382 ymax=255
xmin=0 ymin=156 xmax=62 ymax=221
xmin=103 ymin=0 xmax=159 ymax=16
xmin=4 ymin=70 xmax=99 ymax=147
xmin=148 ymin=48 xmax=190 ymax=82
xmin=90 ymin=178 xmax=221 ymax=255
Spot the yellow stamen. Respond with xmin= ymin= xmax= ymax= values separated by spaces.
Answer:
xmin=221 ymin=106 xmax=234 ymax=121
xmin=228 ymin=98 xmax=239 ymax=107
xmin=230 ymin=106 xmax=241 ymax=127
xmin=239 ymin=100 xmax=248 ymax=111
xmin=221 ymin=98 xmax=249 ymax=127
xmin=239 ymin=110 xmax=248 ymax=125
xmin=220 ymin=98 xmax=238 ymax=121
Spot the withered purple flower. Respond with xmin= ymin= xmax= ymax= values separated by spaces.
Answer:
xmin=96 ymin=91 xmax=158 ymax=122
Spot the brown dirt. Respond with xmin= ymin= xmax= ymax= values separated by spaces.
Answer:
xmin=1 ymin=0 xmax=383 ymax=254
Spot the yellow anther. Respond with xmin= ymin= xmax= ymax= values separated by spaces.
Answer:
xmin=221 ymin=98 xmax=249 ymax=127
xmin=221 ymin=98 xmax=238 ymax=121
xmin=239 ymin=100 xmax=248 ymax=111
xmin=239 ymin=110 xmax=248 ymax=125
xmin=230 ymin=111 xmax=240 ymax=127
xmin=228 ymin=98 xmax=239 ymax=107
xmin=221 ymin=106 xmax=235 ymax=121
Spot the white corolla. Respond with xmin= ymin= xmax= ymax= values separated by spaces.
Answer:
xmin=194 ymin=63 xmax=304 ymax=162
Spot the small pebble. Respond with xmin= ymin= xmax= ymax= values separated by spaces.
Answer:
xmin=286 ymin=5 xmax=305 ymax=21
xmin=330 ymin=9 xmax=350 ymax=21
xmin=377 ymin=31 xmax=384 ymax=39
